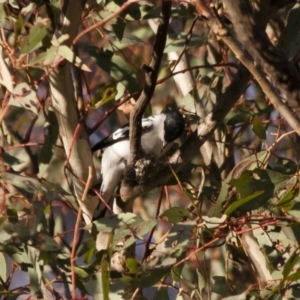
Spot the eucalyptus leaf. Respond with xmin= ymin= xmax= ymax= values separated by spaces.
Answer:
xmin=89 ymin=47 xmax=139 ymax=93
xmin=252 ymin=116 xmax=266 ymax=141
xmin=20 ymin=19 xmax=51 ymax=54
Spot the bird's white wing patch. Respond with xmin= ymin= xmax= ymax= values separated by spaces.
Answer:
xmin=141 ymin=118 xmax=154 ymax=131
xmin=112 ymin=127 xmax=130 ymax=140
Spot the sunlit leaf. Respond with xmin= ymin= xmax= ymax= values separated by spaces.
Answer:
xmin=57 ymin=45 xmax=91 ymax=71
xmin=28 ymin=45 xmax=57 ymax=67
xmin=0 ymin=3 xmax=6 ymax=28
xmin=0 ymin=253 xmax=7 ymax=281
xmin=0 ymin=47 xmax=13 ymax=92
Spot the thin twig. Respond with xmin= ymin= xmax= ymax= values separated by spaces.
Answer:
xmin=70 ymin=166 xmax=93 ymax=299
xmin=73 ymin=0 xmax=141 ymax=45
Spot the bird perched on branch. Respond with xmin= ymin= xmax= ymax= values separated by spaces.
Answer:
xmin=92 ymin=110 xmax=185 ymax=216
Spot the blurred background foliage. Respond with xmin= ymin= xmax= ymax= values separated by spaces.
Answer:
xmin=0 ymin=0 xmax=300 ymax=299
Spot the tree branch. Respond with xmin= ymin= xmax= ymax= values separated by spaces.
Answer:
xmin=222 ymin=0 xmax=300 ymax=117
xmin=118 ymin=0 xmax=255 ymax=204
xmin=120 ymin=0 xmax=296 ymax=206
xmin=128 ymin=0 xmax=172 ymax=165
xmin=120 ymin=65 xmax=251 ymax=202
xmin=49 ymin=0 xmax=98 ymax=224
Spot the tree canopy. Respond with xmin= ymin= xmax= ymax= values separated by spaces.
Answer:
xmin=1 ymin=0 xmax=300 ymax=299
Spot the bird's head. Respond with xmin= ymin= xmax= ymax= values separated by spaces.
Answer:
xmin=163 ymin=110 xmax=185 ymax=146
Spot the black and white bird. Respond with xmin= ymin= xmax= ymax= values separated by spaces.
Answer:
xmin=92 ymin=110 xmax=185 ymax=214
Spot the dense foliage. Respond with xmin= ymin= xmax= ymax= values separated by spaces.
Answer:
xmin=1 ymin=0 xmax=300 ymax=299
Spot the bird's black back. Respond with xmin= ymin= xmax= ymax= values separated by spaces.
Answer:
xmin=92 ymin=119 xmax=153 ymax=151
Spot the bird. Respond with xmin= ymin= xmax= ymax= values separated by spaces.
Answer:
xmin=92 ymin=110 xmax=185 ymax=216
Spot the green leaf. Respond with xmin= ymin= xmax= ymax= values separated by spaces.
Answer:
xmin=282 ymin=248 xmax=300 ymax=279
xmin=227 ymin=169 xmax=288 ymax=214
xmin=0 ymin=3 xmax=6 ymax=28
xmin=0 ymin=244 xmax=20 ymax=256
xmin=0 ymin=170 xmax=71 ymax=205
xmin=91 ymin=213 xmax=157 ymax=250
xmin=276 ymin=184 xmax=299 ymax=209
xmin=224 ymin=190 xmax=264 ymax=215
xmin=104 ymin=29 xmax=145 ymax=48
xmin=125 ymin=258 xmax=138 ymax=274
xmin=286 ymin=269 xmax=300 ymax=281
xmin=171 ymin=265 xmax=183 ymax=282
xmin=213 ymin=151 xmax=270 ymax=217
xmin=0 ymin=252 xmax=7 ymax=281
xmin=2 ymin=151 xmax=23 ymax=166
xmin=111 ymin=18 xmax=125 ymax=41
xmin=114 ymin=219 xmax=157 ymax=250
xmin=101 ymin=254 xmax=110 ymax=300
xmin=160 ymin=207 xmax=189 ymax=223
xmin=75 ymin=266 xmax=90 ymax=279
xmin=76 ymin=236 xmax=96 ymax=264
xmin=90 ymin=213 xmax=136 ymax=232
xmin=252 ymin=116 xmax=266 ymax=140
xmin=20 ymin=19 xmax=51 ymax=54
xmin=6 ymin=208 xmax=18 ymax=223
xmin=278 ymin=4 xmax=300 ymax=59
xmin=135 ymin=267 xmax=171 ymax=288
xmin=89 ymin=47 xmax=139 ymax=93
xmin=91 ymin=83 xmax=117 ymax=109
xmin=57 ymin=45 xmax=91 ymax=72
xmin=39 ymin=235 xmax=61 ymax=252
xmin=28 ymin=45 xmax=57 ymax=68
xmin=14 ymin=13 xmax=24 ymax=42
xmin=211 ymin=276 xmax=234 ymax=297
xmin=225 ymin=107 xmax=252 ymax=125
xmin=155 ymin=221 xmax=196 ymax=258
xmin=28 ymin=267 xmax=40 ymax=295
